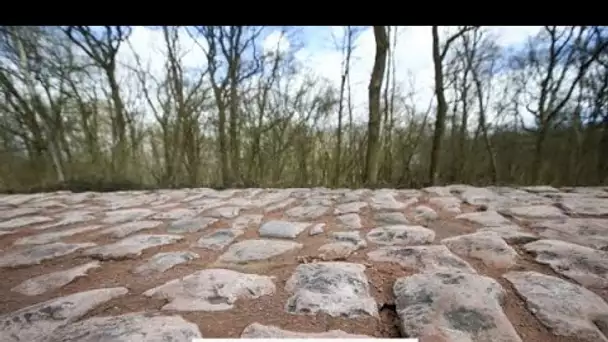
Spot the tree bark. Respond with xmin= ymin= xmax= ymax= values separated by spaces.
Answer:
xmin=365 ymin=26 xmax=388 ymax=186
xmin=429 ymin=26 xmax=448 ymax=185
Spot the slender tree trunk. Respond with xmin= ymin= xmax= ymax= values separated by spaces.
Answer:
xmin=333 ymin=27 xmax=353 ymax=187
xmin=429 ymin=26 xmax=449 ymax=185
xmin=229 ymin=57 xmax=241 ymax=186
xmin=365 ymin=26 xmax=388 ymax=186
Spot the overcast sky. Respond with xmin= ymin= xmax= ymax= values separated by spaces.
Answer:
xmin=118 ymin=26 xmax=543 ymax=125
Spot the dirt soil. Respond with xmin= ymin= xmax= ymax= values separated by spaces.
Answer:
xmin=0 ymin=188 xmax=605 ymax=342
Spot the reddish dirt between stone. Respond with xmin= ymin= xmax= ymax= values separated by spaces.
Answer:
xmin=0 ymin=193 xmax=597 ymax=341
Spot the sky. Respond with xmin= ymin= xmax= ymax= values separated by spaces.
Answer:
xmin=118 ymin=26 xmax=544 ymax=125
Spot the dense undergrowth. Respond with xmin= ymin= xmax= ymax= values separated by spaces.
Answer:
xmin=0 ymin=179 xmax=160 ymax=194
xmin=0 ymin=177 xmax=428 ymax=194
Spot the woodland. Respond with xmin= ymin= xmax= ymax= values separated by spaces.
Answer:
xmin=0 ymin=26 xmax=606 ymax=192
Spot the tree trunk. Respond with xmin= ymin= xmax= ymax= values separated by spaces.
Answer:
xmin=333 ymin=27 xmax=353 ymax=187
xmin=429 ymin=26 xmax=449 ymax=186
xmin=531 ymin=125 xmax=547 ymax=184
xmin=229 ymin=57 xmax=241 ymax=186
xmin=365 ymin=26 xmax=388 ymax=186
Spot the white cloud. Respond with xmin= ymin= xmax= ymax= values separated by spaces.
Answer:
xmin=118 ymin=26 xmax=207 ymax=78
xmin=296 ymin=26 xmax=542 ymax=122
xmin=262 ymin=30 xmax=290 ymax=55
xmin=122 ymin=26 xmax=542 ymax=125
xmin=489 ymin=26 xmax=540 ymax=46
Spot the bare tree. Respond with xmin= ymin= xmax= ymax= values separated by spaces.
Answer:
xmin=0 ymin=27 xmax=73 ymax=183
xmin=63 ymin=26 xmax=131 ymax=179
xmin=380 ymin=26 xmax=399 ymax=183
xmin=0 ymin=25 xmax=607 ymax=192
xmin=365 ymin=26 xmax=389 ymax=186
xmin=514 ymin=26 xmax=608 ymax=183
xmin=462 ymin=27 xmax=500 ymax=183
xmin=429 ymin=26 xmax=475 ymax=185
xmin=330 ymin=26 xmax=361 ymax=187
xmin=193 ymin=26 xmax=263 ymax=187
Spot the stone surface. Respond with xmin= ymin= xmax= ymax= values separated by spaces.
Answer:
xmin=491 ymin=186 xmax=555 ymax=210
xmin=560 ymin=197 xmax=608 ymax=216
xmin=0 ymin=242 xmax=96 ymax=268
xmin=521 ymin=185 xmax=560 ymax=193
xmin=369 ymin=193 xmax=407 ymax=211
xmin=413 ymin=205 xmax=438 ymax=222
xmin=196 ymin=229 xmax=243 ymax=250
xmin=207 ymin=206 xmax=243 ymax=219
xmin=334 ymin=201 xmax=368 ymax=215
xmin=477 ymin=225 xmax=539 ymax=244
xmin=241 ymin=323 xmax=370 ymax=338
xmin=98 ymin=220 xmax=163 ymax=238
xmin=318 ymin=242 xmax=358 ymax=260
xmin=285 ymin=205 xmax=331 ymax=220
xmin=529 ymin=218 xmax=608 ymax=250
xmin=442 ymin=232 xmax=519 ymax=269
xmin=133 ymin=251 xmax=199 ymax=275
xmin=367 ymin=225 xmax=435 ymax=246
xmin=259 ymin=220 xmax=311 ymax=239
xmin=264 ymin=198 xmax=296 ymax=213
xmin=429 ymin=196 xmax=462 ymax=214
xmin=168 ymin=216 xmax=218 ymax=233
xmin=317 ymin=231 xmax=367 ymax=260
xmin=505 ymin=271 xmax=608 ymax=341
xmin=523 ymin=239 xmax=608 ymax=288
xmin=218 ymin=239 xmax=302 ymax=263
xmin=285 ymin=262 xmax=378 ymax=318
xmin=144 ymin=268 xmax=275 ymax=311
xmin=34 ymin=212 xmax=97 ymax=231
xmin=368 ymin=245 xmax=476 ymax=273
xmin=84 ymin=234 xmax=183 ymax=260
xmin=330 ymin=231 xmax=367 ymax=248
xmin=459 ymin=186 xmax=500 ymax=207
xmin=150 ymin=208 xmax=200 ymax=220
xmin=0 ymin=207 xmax=38 ymax=220
xmin=457 ymin=211 xmax=512 ymax=227
xmin=501 ymin=204 xmax=566 ymax=220
xmin=337 ymin=191 xmax=367 ymax=204
xmin=3 ymin=186 xmax=608 ymax=339
xmin=0 ymin=216 xmax=53 ymax=231
xmin=45 ymin=312 xmax=203 ymax=342
xmin=0 ymin=287 xmax=128 ymax=342
xmin=336 ymin=213 xmax=363 ymax=229
xmin=14 ymin=225 xmax=102 ymax=245
xmin=102 ymin=208 xmax=154 ymax=224
xmin=424 ymin=186 xmax=454 ymax=197
xmin=394 ymin=270 xmax=522 ymax=342
xmin=375 ymin=212 xmax=410 ymax=225
xmin=12 ymin=261 xmax=101 ymax=296
xmin=231 ymin=214 xmax=263 ymax=230
xmin=309 ymin=223 xmax=325 ymax=235
xmin=302 ymin=196 xmax=333 ymax=207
